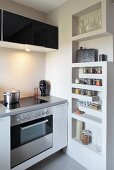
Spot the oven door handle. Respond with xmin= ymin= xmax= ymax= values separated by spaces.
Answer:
xmin=21 ymin=119 xmax=48 ymax=130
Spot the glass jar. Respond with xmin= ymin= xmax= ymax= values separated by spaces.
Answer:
xmin=75 ymin=88 xmax=80 ymax=94
xmin=79 ymin=20 xmax=85 ymax=34
xmin=96 ymin=130 xmax=102 ymax=152
xmin=87 ymin=90 xmax=92 ymax=96
xmin=96 ymin=79 xmax=102 ymax=86
xmin=81 ymin=130 xmax=92 ymax=145
xmin=75 ymin=78 xmax=80 ymax=84
xmin=83 ymin=68 xmax=88 ymax=74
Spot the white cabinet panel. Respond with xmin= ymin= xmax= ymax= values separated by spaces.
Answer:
xmin=0 ymin=116 xmax=10 ymax=170
xmin=53 ymin=103 xmax=68 ymax=150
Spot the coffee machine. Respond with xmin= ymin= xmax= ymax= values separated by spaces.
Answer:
xmin=39 ymin=80 xmax=50 ymax=96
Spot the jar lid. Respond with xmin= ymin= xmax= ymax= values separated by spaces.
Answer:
xmin=82 ymin=130 xmax=92 ymax=136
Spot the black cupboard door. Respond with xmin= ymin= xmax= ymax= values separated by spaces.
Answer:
xmin=3 ymin=10 xmax=33 ymax=44
xmin=3 ymin=10 xmax=58 ymax=49
xmin=32 ymin=21 xmax=47 ymax=47
xmin=32 ymin=22 xmax=58 ymax=49
xmin=33 ymin=22 xmax=58 ymax=49
xmin=46 ymin=25 xmax=58 ymax=49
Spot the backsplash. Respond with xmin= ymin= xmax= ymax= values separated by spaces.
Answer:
xmin=0 ymin=48 xmax=46 ymax=100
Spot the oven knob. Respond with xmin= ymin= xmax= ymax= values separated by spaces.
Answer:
xmin=38 ymin=112 xmax=41 ymax=116
xmin=26 ymin=115 xmax=30 ymax=120
xmin=34 ymin=113 xmax=38 ymax=117
xmin=16 ymin=118 xmax=21 ymax=123
xmin=42 ymin=111 xmax=45 ymax=115
xmin=46 ymin=110 xmax=49 ymax=115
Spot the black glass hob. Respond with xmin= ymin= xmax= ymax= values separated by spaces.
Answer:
xmin=0 ymin=96 xmax=48 ymax=110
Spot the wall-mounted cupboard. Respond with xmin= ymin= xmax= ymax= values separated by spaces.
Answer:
xmin=0 ymin=10 xmax=58 ymax=52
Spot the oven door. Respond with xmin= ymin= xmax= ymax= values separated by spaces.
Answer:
xmin=11 ymin=115 xmax=53 ymax=168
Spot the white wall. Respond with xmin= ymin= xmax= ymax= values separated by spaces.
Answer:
xmin=0 ymin=0 xmax=46 ymax=22
xmin=46 ymin=0 xmax=101 ymax=99
xmin=46 ymin=0 xmax=114 ymax=169
xmin=0 ymin=48 xmax=45 ymax=100
xmin=0 ymin=0 xmax=46 ymax=100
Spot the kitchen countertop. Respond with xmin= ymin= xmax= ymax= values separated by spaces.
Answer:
xmin=0 ymin=96 xmax=68 ymax=118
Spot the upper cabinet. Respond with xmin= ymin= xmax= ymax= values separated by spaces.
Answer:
xmin=3 ymin=11 xmax=33 ymax=45
xmin=2 ymin=10 xmax=58 ymax=51
xmin=32 ymin=21 xmax=58 ymax=49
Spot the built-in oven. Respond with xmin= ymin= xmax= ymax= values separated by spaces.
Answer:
xmin=11 ymin=107 xmax=53 ymax=168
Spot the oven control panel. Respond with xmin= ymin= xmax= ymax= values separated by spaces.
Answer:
xmin=11 ymin=107 xmax=53 ymax=126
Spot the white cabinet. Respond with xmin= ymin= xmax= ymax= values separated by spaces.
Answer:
xmin=0 ymin=116 xmax=10 ymax=170
xmin=53 ymin=103 xmax=68 ymax=150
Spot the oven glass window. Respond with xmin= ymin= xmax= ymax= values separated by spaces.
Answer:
xmin=21 ymin=120 xmax=46 ymax=145
xmin=11 ymin=115 xmax=53 ymax=150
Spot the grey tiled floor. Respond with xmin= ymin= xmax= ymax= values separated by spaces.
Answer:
xmin=28 ymin=151 xmax=86 ymax=170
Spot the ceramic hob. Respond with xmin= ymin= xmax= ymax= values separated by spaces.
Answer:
xmin=0 ymin=96 xmax=48 ymax=110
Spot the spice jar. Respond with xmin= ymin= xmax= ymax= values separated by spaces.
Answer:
xmin=93 ymin=79 xmax=96 ymax=85
xmin=89 ymin=67 xmax=95 ymax=74
xmin=91 ymin=103 xmax=101 ymax=110
xmin=83 ymin=68 xmax=88 ymax=74
xmin=80 ymin=89 xmax=86 ymax=95
xmin=96 ymin=67 xmax=102 ymax=74
xmin=92 ymin=91 xmax=97 ymax=96
xmin=96 ymin=79 xmax=102 ymax=86
xmin=81 ymin=79 xmax=87 ymax=84
xmin=87 ymin=79 xmax=93 ymax=85
xmin=75 ymin=78 xmax=80 ymax=84
xmin=87 ymin=90 xmax=92 ymax=96
xmin=81 ymin=130 xmax=92 ymax=145
xmin=75 ymin=88 xmax=80 ymax=94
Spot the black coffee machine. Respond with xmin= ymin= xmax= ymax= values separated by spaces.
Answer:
xmin=39 ymin=80 xmax=50 ymax=96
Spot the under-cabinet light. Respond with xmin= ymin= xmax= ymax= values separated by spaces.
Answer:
xmin=25 ymin=47 xmax=31 ymax=52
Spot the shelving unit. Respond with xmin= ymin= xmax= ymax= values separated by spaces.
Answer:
xmin=71 ymin=60 xmax=107 ymax=165
xmin=71 ymin=113 xmax=102 ymax=128
xmin=72 ymin=83 xmax=103 ymax=91
xmin=72 ymin=137 xmax=102 ymax=156
xmin=72 ymin=30 xmax=109 ymax=42
xmin=72 ymin=93 xmax=99 ymax=102
xmin=79 ymin=105 xmax=102 ymax=118
xmin=70 ymin=1 xmax=113 ymax=169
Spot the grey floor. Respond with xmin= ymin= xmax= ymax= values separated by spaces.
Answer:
xmin=28 ymin=151 xmax=86 ymax=170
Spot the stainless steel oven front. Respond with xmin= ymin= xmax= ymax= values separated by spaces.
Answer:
xmin=11 ymin=107 xmax=53 ymax=168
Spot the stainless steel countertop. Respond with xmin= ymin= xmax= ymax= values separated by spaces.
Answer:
xmin=0 ymin=96 xmax=68 ymax=118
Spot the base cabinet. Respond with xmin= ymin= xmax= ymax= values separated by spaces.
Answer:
xmin=0 ymin=103 xmax=67 ymax=170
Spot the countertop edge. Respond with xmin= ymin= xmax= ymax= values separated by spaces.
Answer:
xmin=0 ymin=96 xmax=68 ymax=118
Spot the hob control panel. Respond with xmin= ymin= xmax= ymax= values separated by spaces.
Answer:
xmin=11 ymin=107 xmax=53 ymax=126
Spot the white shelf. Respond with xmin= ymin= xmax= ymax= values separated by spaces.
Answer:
xmin=72 ymin=113 xmax=102 ymax=128
xmin=79 ymin=73 xmax=103 ymax=79
xmin=72 ymin=83 xmax=103 ymax=91
xmin=79 ymin=105 xmax=102 ymax=119
xmin=72 ymin=29 xmax=109 ymax=42
xmin=72 ymin=93 xmax=99 ymax=102
xmin=72 ymin=137 xmax=102 ymax=156
xmin=72 ymin=61 xmax=107 ymax=68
